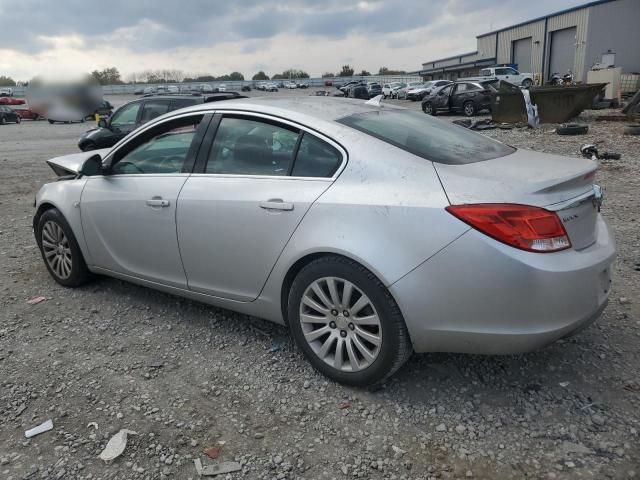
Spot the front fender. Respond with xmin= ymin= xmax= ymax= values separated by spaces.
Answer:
xmin=34 ymin=178 xmax=92 ymax=265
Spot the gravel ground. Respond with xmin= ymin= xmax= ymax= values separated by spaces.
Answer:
xmin=1 ymin=89 xmax=639 ymax=480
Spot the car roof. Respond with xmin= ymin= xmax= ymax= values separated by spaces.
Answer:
xmin=173 ymin=96 xmax=403 ymax=122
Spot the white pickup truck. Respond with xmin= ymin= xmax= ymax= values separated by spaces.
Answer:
xmin=463 ymin=67 xmax=534 ymax=87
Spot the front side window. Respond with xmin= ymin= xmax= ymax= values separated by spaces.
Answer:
xmin=111 ymin=115 xmax=203 ymax=175
xmin=140 ymin=101 xmax=170 ymax=123
xmin=439 ymin=85 xmax=454 ymax=96
xmin=206 ymin=117 xmax=299 ymax=176
xmin=338 ymin=110 xmax=515 ymax=165
xmin=291 ymin=134 xmax=342 ymax=178
xmin=110 ymin=102 xmax=141 ymax=129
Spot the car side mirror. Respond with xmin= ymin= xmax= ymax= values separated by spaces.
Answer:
xmin=98 ymin=118 xmax=108 ymax=128
xmin=79 ymin=154 xmax=103 ymax=177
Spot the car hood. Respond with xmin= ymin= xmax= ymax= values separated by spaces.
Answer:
xmin=46 ymin=149 xmax=110 ymax=176
xmin=81 ymin=127 xmax=108 ymax=139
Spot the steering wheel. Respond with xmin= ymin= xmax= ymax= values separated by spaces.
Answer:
xmin=114 ymin=161 xmax=144 ymax=174
xmin=158 ymin=155 xmax=184 ymax=172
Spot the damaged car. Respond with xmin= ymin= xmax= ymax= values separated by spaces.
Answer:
xmin=422 ymin=80 xmax=496 ymax=116
xmin=35 ymin=97 xmax=615 ymax=386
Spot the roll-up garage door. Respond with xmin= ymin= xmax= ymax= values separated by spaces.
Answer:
xmin=549 ymin=27 xmax=576 ymax=79
xmin=512 ymin=37 xmax=532 ymax=72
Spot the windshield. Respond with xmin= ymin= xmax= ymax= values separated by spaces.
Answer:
xmin=338 ymin=110 xmax=515 ymax=165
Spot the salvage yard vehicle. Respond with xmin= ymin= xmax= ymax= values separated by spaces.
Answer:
xmin=382 ymin=82 xmax=405 ymax=98
xmin=0 ymin=105 xmax=21 ymax=124
xmin=0 ymin=96 xmax=26 ymax=105
xmin=35 ymin=97 xmax=615 ymax=386
xmin=466 ymin=66 xmax=534 ymax=87
xmin=422 ymin=80 xmax=496 ymax=116
xmin=12 ymin=107 xmax=43 ymax=120
xmin=395 ymin=81 xmax=423 ymax=99
xmin=0 ymin=87 xmax=13 ymax=96
xmin=406 ymin=80 xmax=452 ymax=101
xmin=77 ymin=93 xmax=242 ymax=151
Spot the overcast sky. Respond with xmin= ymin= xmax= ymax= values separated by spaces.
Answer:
xmin=0 ymin=0 xmax=590 ymax=81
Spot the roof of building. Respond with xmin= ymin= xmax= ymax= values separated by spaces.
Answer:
xmin=477 ymin=0 xmax=616 ymax=37
xmin=421 ymin=0 xmax=617 ymax=68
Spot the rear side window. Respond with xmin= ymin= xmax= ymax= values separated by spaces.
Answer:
xmin=140 ymin=101 xmax=170 ymax=123
xmin=171 ymin=98 xmax=199 ymax=110
xmin=338 ymin=110 xmax=514 ymax=165
xmin=291 ymin=134 xmax=342 ymax=178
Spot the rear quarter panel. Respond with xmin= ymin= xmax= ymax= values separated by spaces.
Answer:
xmin=258 ymin=129 xmax=469 ymax=308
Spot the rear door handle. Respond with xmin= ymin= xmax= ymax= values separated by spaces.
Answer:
xmin=146 ymin=197 xmax=170 ymax=208
xmin=259 ymin=199 xmax=294 ymax=211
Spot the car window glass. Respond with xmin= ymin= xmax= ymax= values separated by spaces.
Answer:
xmin=291 ymin=134 xmax=341 ymax=178
xmin=111 ymin=115 xmax=202 ymax=175
xmin=440 ymin=85 xmax=453 ymax=95
xmin=454 ymin=83 xmax=467 ymax=93
xmin=206 ymin=117 xmax=299 ymax=176
xmin=171 ymin=98 xmax=198 ymax=110
xmin=507 ymin=68 xmax=518 ymax=74
xmin=140 ymin=101 xmax=170 ymax=123
xmin=338 ymin=110 xmax=515 ymax=165
xmin=110 ymin=103 xmax=141 ymax=128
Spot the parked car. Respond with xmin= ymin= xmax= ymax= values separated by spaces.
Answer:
xmin=255 ymin=83 xmax=267 ymax=91
xmin=406 ymin=80 xmax=452 ymax=101
xmin=77 ymin=95 xmax=207 ymax=151
xmin=36 ymin=97 xmax=615 ymax=386
xmin=12 ymin=107 xmax=43 ymax=120
xmin=218 ymin=84 xmax=227 ymax=92
xmin=324 ymin=80 xmax=333 ymax=87
xmin=395 ymin=81 xmax=423 ymax=100
xmin=382 ymin=82 xmax=404 ymax=98
xmin=348 ymin=84 xmax=370 ymax=100
xmin=338 ymin=81 xmax=365 ymax=93
xmin=167 ymin=85 xmax=179 ymax=94
xmin=0 ymin=105 xmax=21 ymax=124
xmin=46 ymin=104 xmax=87 ymax=124
xmin=0 ymin=96 xmax=26 ymax=105
xmin=142 ymin=86 xmax=156 ymax=95
xmin=241 ymin=85 xmax=252 ymax=92
xmin=265 ymin=83 xmax=279 ymax=92
xmin=133 ymin=86 xmax=145 ymax=95
xmin=367 ymin=83 xmax=383 ymax=96
xmin=463 ymin=66 xmax=533 ymax=87
xmin=297 ymin=82 xmax=309 ymax=89
xmin=0 ymin=87 xmax=13 ymax=96
xmin=285 ymin=82 xmax=297 ymax=89
xmin=422 ymin=80 xmax=496 ymax=116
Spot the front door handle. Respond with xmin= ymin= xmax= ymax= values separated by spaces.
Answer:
xmin=146 ymin=197 xmax=170 ymax=208
xmin=259 ymin=199 xmax=294 ymax=211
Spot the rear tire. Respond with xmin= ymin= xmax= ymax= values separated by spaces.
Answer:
xmin=36 ymin=208 xmax=92 ymax=287
xmin=288 ymin=256 xmax=412 ymax=386
xmin=48 ymin=119 xmax=55 ymax=124
xmin=16 ymin=116 xmax=21 ymax=124
xmin=0 ymin=116 xmax=6 ymax=125
xmin=522 ymin=79 xmax=533 ymax=88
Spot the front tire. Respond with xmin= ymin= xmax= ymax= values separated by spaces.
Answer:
xmin=522 ymin=78 xmax=533 ymax=88
xmin=463 ymin=101 xmax=476 ymax=117
xmin=422 ymin=102 xmax=435 ymax=115
xmin=288 ymin=256 xmax=412 ymax=386
xmin=16 ymin=116 xmax=21 ymax=124
xmin=36 ymin=208 xmax=92 ymax=287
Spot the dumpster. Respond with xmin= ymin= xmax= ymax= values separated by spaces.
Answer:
xmin=491 ymin=82 xmax=607 ymax=124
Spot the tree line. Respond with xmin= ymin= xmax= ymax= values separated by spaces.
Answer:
xmin=0 ymin=64 xmax=410 ymax=88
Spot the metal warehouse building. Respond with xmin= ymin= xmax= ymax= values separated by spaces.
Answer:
xmin=418 ymin=0 xmax=640 ymax=84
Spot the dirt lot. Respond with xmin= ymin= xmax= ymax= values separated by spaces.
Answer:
xmin=1 ymin=89 xmax=639 ymax=480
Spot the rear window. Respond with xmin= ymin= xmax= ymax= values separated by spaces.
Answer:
xmin=337 ymin=110 xmax=515 ymax=165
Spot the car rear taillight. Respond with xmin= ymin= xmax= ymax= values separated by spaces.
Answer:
xmin=446 ymin=204 xmax=571 ymax=253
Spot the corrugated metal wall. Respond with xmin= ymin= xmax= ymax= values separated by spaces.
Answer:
xmin=477 ymin=35 xmax=497 ymax=60
xmin=546 ymin=7 xmax=590 ymax=81
xmin=496 ymin=20 xmax=545 ymax=74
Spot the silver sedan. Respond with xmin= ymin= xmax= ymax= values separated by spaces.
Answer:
xmin=34 ymin=97 xmax=615 ymax=385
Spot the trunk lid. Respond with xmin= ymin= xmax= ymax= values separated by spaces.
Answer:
xmin=46 ymin=149 xmax=110 ymax=176
xmin=434 ymin=148 xmax=600 ymax=250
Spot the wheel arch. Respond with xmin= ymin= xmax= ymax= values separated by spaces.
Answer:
xmin=279 ymin=250 xmax=397 ymax=327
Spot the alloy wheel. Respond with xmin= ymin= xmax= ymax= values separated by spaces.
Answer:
xmin=41 ymin=220 xmax=72 ymax=279
xmin=299 ymin=277 xmax=382 ymax=372
xmin=464 ymin=103 xmax=475 ymax=116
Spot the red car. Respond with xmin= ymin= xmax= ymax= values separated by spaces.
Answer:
xmin=0 ymin=97 xmax=26 ymax=105
xmin=13 ymin=107 xmax=43 ymax=120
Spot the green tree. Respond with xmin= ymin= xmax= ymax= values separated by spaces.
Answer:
xmin=321 ymin=72 xmax=334 ymax=78
xmin=338 ymin=65 xmax=354 ymax=77
xmin=378 ymin=67 xmax=407 ymax=75
xmin=358 ymin=70 xmax=371 ymax=76
xmin=0 ymin=75 xmax=16 ymax=87
xmin=228 ymin=72 xmax=245 ymax=81
xmin=252 ymin=71 xmax=269 ymax=80
xmin=90 ymin=67 xmax=122 ymax=85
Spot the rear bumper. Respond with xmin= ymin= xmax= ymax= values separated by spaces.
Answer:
xmin=390 ymin=215 xmax=615 ymax=354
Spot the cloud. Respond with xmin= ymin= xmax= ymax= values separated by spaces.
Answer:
xmin=0 ymin=0 xmax=591 ymax=80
